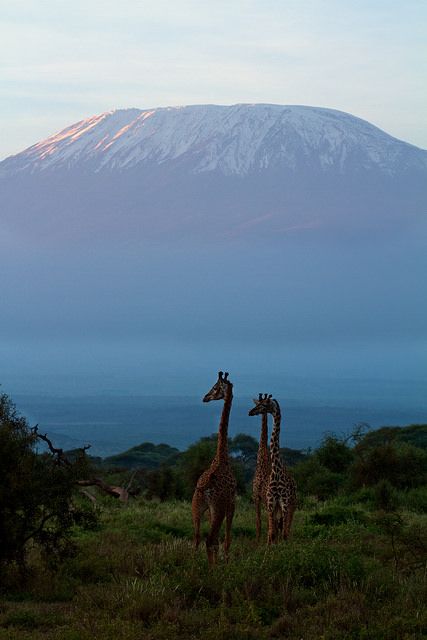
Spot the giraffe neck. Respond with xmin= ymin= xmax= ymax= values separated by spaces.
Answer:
xmin=216 ymin=384 xmax=233 ymax=462
xmin=269 ymin=403 xmax=282 ymax=468
xmin=257 ymin=413 xmax=269 ymax=465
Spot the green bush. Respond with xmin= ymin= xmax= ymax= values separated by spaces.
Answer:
xmin=403 ymin=486 xmax=427 ymax=513
xmin=309 ymin=505 xmax=367 ymax=526
xmin=350 ymin=441 xmax=427 ymax=490
xmin=373 ymin=479 xmax=400 ymax=512
xmin=293 ymin=457 xmax=344 ymax=500
xmin=316 ymin=435 xmax=354 ymax=473
xmin=0 ymin=392 xmax=96 ymax=573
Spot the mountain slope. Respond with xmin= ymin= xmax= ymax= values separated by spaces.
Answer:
xmin=1 ymin=104 xmax=426 ymax=177
xmin=0 ymin=104 xmax=426 ymax=243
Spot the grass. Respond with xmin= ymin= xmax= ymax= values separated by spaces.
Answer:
xmin=1 ymin=497 xmax=426 ymax=639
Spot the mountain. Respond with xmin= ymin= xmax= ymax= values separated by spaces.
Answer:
xmin=2 ymin=104 xmax=426 ymax=176
xmin=1 ymin=104 xmax=426 ymax=391
xmin=1 ymin=104 xmax=426 ymax=243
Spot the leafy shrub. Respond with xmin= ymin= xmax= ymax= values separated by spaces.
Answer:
xmin=293 ymin=457 xmax=344 ymax=500
xmin=145 ymin=466 xmax=185 ymax=501
xmin=403 ymin=486 xmax=427 ymax=513
xmin=351 ymin=441 xmax=427 ymax=490
xmin=316 ymin=435 xmax=354 ymax=473
xmin=373 ymin=479 xmax=399 ymax=512
xmin=309 ymin=505 xmax=366 ymax=526
xmin=0 ymin=392 xmax=95 ymax=573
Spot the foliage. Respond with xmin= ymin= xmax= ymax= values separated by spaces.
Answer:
xmin=1 ymin=498 xmax=426 ymax=640
xmin=350 ymin=441 xmax=427 ymax=490
xmin=104 ymin=442 xmax=180 ymax=469
xmin=293 ymin=456 xmax=345 ymax=500
xmin=178 ymin=436 xmax=218 ymax=496
xmin=2 ymin=394 xmax=427 ymax=639
xmin=359 ymin=423 xmax=427 ymax=450
xmin=316 ymin=434 xmax=354 ymax=473
xmin=0 ymin=393 xmax=96 ymax=572
xmin=144 ymin=466 xmax=185 ymax=502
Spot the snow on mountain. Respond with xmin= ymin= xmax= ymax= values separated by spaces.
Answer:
xmin=1 ymin=104 xmax=426 ymax=245
xmin=2 ymin=104 xmax=426 ymax=177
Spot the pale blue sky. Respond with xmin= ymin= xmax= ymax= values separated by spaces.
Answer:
xmin=1 ymin=0 xmax=426 ymax=159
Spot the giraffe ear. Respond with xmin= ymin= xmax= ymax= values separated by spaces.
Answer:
xmin=253 ymin=398 xmax=258 ymax=404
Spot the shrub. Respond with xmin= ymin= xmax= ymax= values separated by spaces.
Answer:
xmin=145 ymin=466 xmax=185 ymax=501
xmin=316 ymin=435 xmax=354 ymax=473
xmin=293 ymin=457 xmax=344 ymax=500
xmin=0 ymin=392 xmax=95 ymax=573
xmin=350 ymin=441 xmax=427 ymax=490
xmin=373 ymin=480 xmax=400 ymax=512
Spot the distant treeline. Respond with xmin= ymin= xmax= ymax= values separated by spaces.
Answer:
xmin=90 ymin=424 xmax=427 ymax=507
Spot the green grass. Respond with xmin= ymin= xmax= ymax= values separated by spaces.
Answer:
xmin=1 ymin=498 xmax=426 ymax=639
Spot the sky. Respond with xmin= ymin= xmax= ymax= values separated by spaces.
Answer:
xmin=1 ymin=0 xmax=426 ymax=160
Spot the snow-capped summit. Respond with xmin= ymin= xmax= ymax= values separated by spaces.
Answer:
xmin=2 ymin=104 xmax=426 ymax=177
xmin=1 ymin=104 xmax=426 ymax=243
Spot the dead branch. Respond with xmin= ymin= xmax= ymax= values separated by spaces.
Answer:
xmin=32 ymin=425 xmax=91 ymax=465
xmin=77 ymin=478 xmax=130 ymax=502
xmin=79 ymin=489 xmax=97 ymax=504
xmin=32 ymin=426 xmax=133 ymax=503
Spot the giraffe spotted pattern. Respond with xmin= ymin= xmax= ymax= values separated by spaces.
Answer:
xmin=249 ymin=394 xmax=297 ymax=544
xmin=192 ymin=371 xmax=237 ymax=565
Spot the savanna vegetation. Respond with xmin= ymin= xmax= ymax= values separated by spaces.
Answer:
xmin=1 ymin=391 xmax=426 ymax=639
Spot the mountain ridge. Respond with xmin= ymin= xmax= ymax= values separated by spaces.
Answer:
xmin=1 ymin=103 xmax=426 ymax=244
xmin=2 ymin=103 xmax=426 ymax=178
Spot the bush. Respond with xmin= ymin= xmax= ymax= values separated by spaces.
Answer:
xmin=316 ymin=435 xmax=354 ymax=473
xmin=350 ymin=441 xmax=427 ymax=490
xmin=373 ymin=480 xmax=399 ymax=512
xmin=293 ymin=457 xmax=344 ymax=501
xmin=0 ymin=392 xmax=95 ymax=573
xmin=402 ymin=486 xmax=427 ymax=513
xmin=145 ymin=466 xmax=185 ymax=501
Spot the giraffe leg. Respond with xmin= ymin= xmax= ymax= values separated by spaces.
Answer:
xmin=255 ymin=498 xmax=262 ymax=542
xmin=206 ymin=505 xmax=225 ymax=566
xmin=267 ymin=509 xmax=276 ymax=545
xmin=277 ymin=512 xmax=284 ymax=540
xmin=283 ymin=502 xmax=296 ymax=540
xmin=224 ymin=500 xmax=235 ymax=561
xmin=191 ymin=490 xmax=206 ymax=550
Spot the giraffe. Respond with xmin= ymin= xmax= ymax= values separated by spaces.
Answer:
xmin=192 ymin=371 xmax=237 ymax=565
xmin=249 ymin=394 xmax=297 ymax=544
xmin=252 ymin=393 xmax=271 ymax=542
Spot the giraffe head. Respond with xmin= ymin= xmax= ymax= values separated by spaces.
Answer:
xmin=248 ymin=393 xmax=279 ymax=416
xmin=203 ymin=371 xmax=232 ymax=402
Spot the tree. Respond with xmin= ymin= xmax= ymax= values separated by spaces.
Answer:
xmin=316 ymin=434 xmax=354 ymax=473
xmin=0 ymin=392 xmax=95 ymax=572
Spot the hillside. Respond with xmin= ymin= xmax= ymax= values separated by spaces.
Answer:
xmin=1 ymin=104 xmax=426 ymax=244
xmin=104 ymin=442 xmax=180 ymax=469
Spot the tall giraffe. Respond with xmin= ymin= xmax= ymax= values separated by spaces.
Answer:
xmin=252 ymin=393 xmax=271 ymax=541
xmin=249 ymin=394 xmax=296 ymax=544
xmin=192 ymin=371 xmax=237 ymax=565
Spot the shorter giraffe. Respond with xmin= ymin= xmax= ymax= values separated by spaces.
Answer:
xmin=192 ymin=371 xmax=237 ymax=565
xmin=249 ymin=394 xmax=296 ymax=544
xmin=252 ymin=394 xmax=271 ymax=542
